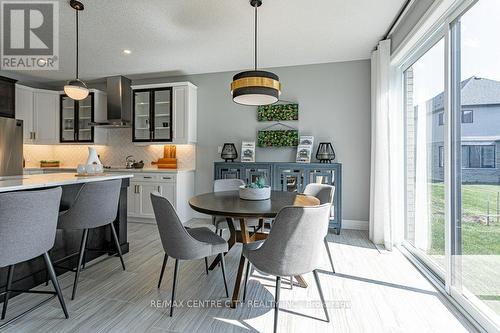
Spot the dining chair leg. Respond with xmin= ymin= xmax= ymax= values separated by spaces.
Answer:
xmin=72 ymin=228 xmax=88 ymax=300
xmin=158 ymin=254 xmax=168 ymax=288
xmin=243 ymin=261 xmax=252 ymax=302
xmin=313 ymin=270 xmax=330 ymax=322
xmin=170 ymin=259 xmax=180 ymax=317
xmin=274 ymin=276 xmax=281 ymax=333
xmin=324 ymin=238 xmax=335 ymax=273
xmin=219 ymin=254 xmax=229 ymax=298
xmin=204 ymin=257 xmax=209 ymax=275
xmin=1 ymin=265 xmax=14 ymax=320
xmin=43 ymin=252 xmax=69 ymax=319
xmin=110 ymin=222 xmax=126 ymax=271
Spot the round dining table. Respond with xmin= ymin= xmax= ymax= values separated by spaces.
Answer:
xmin=189 ymin=190 xmax=320 ymax=308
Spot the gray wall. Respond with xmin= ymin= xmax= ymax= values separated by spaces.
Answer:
xmin=133 ymin=60 xmax=371 ymax=222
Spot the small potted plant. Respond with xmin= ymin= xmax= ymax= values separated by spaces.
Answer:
xmin=239 ymin=177 xmax=271 ymax=201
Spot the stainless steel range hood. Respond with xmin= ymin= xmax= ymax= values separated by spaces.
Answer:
xmin=91 ymin=76 xmax=131 ymax=127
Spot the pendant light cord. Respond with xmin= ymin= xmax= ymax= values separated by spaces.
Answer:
xmin=76 ymin=8 xmax=79 ymax=79
xmin=254 ymin=3 xmax=258 ymax=70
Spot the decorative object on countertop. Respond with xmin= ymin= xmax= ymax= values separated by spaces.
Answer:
xmin=241 ymin=141 xmax=256 ymax=162
xmin=239 ymin=177 xmax=271 ymax=200
xmin=125 ymin=155 xmax=135 ymax=169
xmin=132 ymin=160 xmax=144 ymax=169
xmin=316 ymin=142 xmax=336 ymax=163
xmin=296 ymin=136 xmax=314 ymax=163
xmin=85 ymin=147 xmax=102 ymax=166
xmin=258 ymin=103 xmax=298 ymax=121
xmin=151 ymin=145 xmax=177 ymax=169
xmin=40 ymin=160 xmax=60 ymax=168
xmin=230 ymin=0 xmax=281 ymax=105
xmin=221 ymin=143 xmax=238 ymax=162
xmin=64 ymin=0 xmax=89 ymax=101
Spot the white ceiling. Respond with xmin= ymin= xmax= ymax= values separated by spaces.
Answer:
xmin=3 ymin=0 xmax=404 ymax=84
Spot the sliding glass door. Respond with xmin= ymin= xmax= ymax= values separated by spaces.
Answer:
xmin=403 ymin=0 xmax=500 ymax=329
xmin=452 ymin=0 xmax=500 ymax=324
xmin=404 ymin=39 xmax=446 ymax=275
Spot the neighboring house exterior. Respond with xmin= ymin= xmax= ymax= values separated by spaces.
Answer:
xmin=430 ymin=77 xmax=500 ymax=184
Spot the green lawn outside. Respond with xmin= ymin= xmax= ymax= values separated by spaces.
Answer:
xmin=430 ymin=183 xmax=500 ymax=255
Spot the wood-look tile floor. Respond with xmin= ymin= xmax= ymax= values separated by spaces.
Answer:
xmin=0 ymin=220 xmax=477 ymax=333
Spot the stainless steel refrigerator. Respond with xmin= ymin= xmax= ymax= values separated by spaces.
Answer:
xmin=0 ymin=117 xmax=23 ymax=177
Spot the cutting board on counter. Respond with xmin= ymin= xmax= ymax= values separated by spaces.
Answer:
xmin=151 ymin=145 xmax=177 ymax=169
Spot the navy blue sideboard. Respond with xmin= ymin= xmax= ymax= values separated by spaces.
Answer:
xmin=214 ymin=162 xmax=342 ymax=234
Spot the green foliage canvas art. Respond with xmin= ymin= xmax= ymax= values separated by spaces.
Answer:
xmin=257 ymin=104 xmax=299 ymax=121
xmin=257 ymin=130 xmax=299 ymax=147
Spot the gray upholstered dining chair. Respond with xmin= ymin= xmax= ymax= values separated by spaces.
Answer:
xmin=55 ymin=179 xmax=125 ymax=300
xmin=242 ymin=203 xmax=331 ymax=333
xmin=0 ymin=187 xmax=68 ymax=325
xmin=213 ymin=179 xmax=261 ymax=235
xmin=303 ymin=183 xmax=336 ymax=273
xmin=151 ymin=192 xmax=229 ymax=317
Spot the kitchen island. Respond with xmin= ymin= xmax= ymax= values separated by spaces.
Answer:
xmin=0 ymin=173 xmax=133 ymax=297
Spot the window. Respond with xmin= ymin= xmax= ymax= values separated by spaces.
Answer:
xmin=461 ymin=110 xmax=473 ymax=123
xmin=404 ymin=38 xmax=445 ymax=272
xmin=438 ymin=112 xmax=444 ymax=125
xmin=439 ymin=146 xmax=444 ymax=167
xmin=481 ymin=145 xmax=495 ymax=168
xmin=462 ymin=145 xmax=496 ymax=168
xmin=402 ymin=0 xmax=500 ymax=327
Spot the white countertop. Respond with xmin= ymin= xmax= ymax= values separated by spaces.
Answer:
xmin=0 ymin=173 xmax=133 ymax=193
xmin=24 ymin=167 xmax=194 ymax=174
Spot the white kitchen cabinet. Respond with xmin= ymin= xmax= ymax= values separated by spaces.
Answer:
xmin=15 ymin=85 xmax=34 ymax=142
xmin=15 ymin=85 xmax=59 ymax=144
xmin=131 ymin=82 xmax=197 ymax=144
xmin=119 ymin=171 xmax=194 ymax=223
xmin=34 ymin=90 xmax=59 ymax=143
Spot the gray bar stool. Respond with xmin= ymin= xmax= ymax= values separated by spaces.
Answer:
xmin=0 ymin=187 xmax=68 ymax=328
xmin=54 ymin=179 xmax=125 ymax=300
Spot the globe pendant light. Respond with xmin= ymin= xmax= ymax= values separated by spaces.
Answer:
xmin=64 ymin=0 xmax=89 ymax=101
xmin=231 ymin=0 xmax=281 ymax=106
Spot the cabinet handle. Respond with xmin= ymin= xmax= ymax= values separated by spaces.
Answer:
xmin=143 ymin=176 xmax=152 ymax=179
xmin=33 ymin=132 xmax=36 ymax=140
xmin=134 ymin=185 xmax=139 ymax=193
xmin=157 ymin=186 xmax=161 ymax=192
xmin=162 ymin=176 xmax=171 ymax=180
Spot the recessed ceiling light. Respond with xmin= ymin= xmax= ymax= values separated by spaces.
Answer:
xmin=123 ymin=49 xmax=132 ymax=55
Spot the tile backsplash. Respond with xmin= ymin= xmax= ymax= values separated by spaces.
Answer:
xmin=24 ymin=128 xmax=196 ymax=169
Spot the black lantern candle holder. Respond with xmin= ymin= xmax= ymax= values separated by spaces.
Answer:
xmin=316 ymin=142 xmax=336 ymax=163
xmin=221 ymin=143 xmax=238 ymax=162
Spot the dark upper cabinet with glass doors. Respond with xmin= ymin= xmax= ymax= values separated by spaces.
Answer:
xmin=133 ymin=88 xmax=172 ymax=142
xmin=60 ymin=92 xmax=94 ymax=143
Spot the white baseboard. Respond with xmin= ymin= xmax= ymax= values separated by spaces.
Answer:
xmin=342 ymin=219 xmax=369 ymax=230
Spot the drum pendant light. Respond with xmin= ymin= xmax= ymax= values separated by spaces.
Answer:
xmin=231 ymin=0 xmax=281 ymax=106
xmin=64 ymin=0 xmax=89 ymax=101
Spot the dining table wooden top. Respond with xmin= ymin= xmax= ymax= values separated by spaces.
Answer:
xmin=189 ymin=189 xmax=320 ymax=308
xmin=188 ymin=190 xmax=320 ymax=218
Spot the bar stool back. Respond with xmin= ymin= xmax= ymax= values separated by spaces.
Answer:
xmin=0 ymin=187 xmax=68 ymax=327
xmin=56 ymin=179 xmax=125 ymax=300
